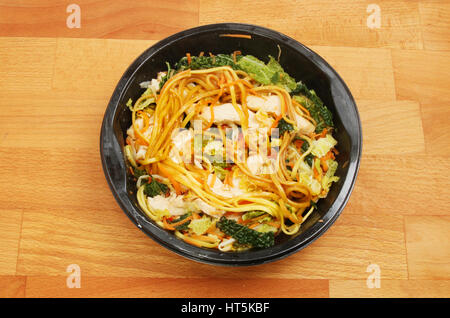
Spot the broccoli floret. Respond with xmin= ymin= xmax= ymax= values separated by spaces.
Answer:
xmin=277 ymin=118 xmax=294 ymax=136
xmin=143 ymin=176 xmax=169 ymax=198
xmin=216 ymin=217 xmax=275 ymax=249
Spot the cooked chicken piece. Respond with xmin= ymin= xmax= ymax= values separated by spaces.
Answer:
xmin=246 ymin=95 xmax=282 ymax=116
xmin=294 ymin=113 xmax=315 ymax=135
xmin=198 ymin=103 xmax=242 ymax=125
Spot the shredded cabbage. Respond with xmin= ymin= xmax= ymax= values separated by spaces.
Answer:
xmin=134 ymin=96 xmax=155 ymax=111
xmin=299 ymin=172 xmax=322 ymax=195
xmin=237 ymin=55 xmax=274 ymax=85
xmin=311 ymin=134 xmax=337 ymax=158
xmin=266 ymin=56 xmax=297 ymax=91
xmin=236 ymin=55 xmax=297 ymax=92
xmin=126 ymin=98 xmax=134 ymax=111
xmin=255 ymin=223 xmax=277 ymax=233
xmin=188 ymin=216 xmax=212 ymax=235
xmin=124 ymin=145 xmax=137 ymax=168
xmin=242 ymin=211 xmax=265 ymax=221
xmin=153 ymin=209 xmax=171 ymax=219
xmin=321 ymin=159 xmax=339 ymax=193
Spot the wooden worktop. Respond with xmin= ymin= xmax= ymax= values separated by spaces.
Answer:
xmin=0 ymin=0 xmax=449 ymax=298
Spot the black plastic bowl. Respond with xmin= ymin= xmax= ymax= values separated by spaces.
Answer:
xmin=100 ymin=23 xmax=362 ymax=266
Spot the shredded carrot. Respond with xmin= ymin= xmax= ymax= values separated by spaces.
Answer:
xmin=192 ymin=213 xmax=201 ymax=220
xmin=209 ymin=52 xmax=216 ymax=64
xmin=163 ymin=215 xmax=193 ymax=231
xmin=267 ymin=221 xmax=280 ymax=228
xmin=209 ymin=173 xmax=217 ymax=188
xmin=135 ymin=138 xmax=143 ymax=148
xmin=206 ymin=224 xmax=225 ymax=239
xmin=320 ymin=150 xmax=335 ymax=172
xmin=134 ymin=131 xmax=149 ymax=146
xmin=322 ymin=151 xmax=335 ymax=161
xmin=232 ymin=50 xmax=242 ymax=64
xmin=248 ymin=223 xmax=260 ymax=229
xmin=227 ymin=171 xmax=234 ymax=187
xmin=223 ymin=170 xmax=234 ymax=187
xmin=294 ymin=139 xmax=304 ymax=150
xmin=313 ymin=167 xmax=322 ymax=182
xmin=271 ymin=113 xmax=283 ymax=131
xmin=326 ymin=150 xmax=335 ymax=160
xmin=219 ymin=33 xmax=252 ymax=39
xmin=162 ymin=217 xmax=172 ymax=230
xmin=194 ymin=176 xmax=204 ymax=184
xmin=292 ymin=99 xmax=310 ymax=116
xmin=315 ymin=128 xmax=328 ymax=139
xmin=140 ymin=113 xmax=150 ymax=133
xmin=158 ymin=163 xmax=182 ymax=195
xmin=223 ymin=172 xmax=230 ymax=186
xmin=320 ymin=157 xmax=329 ymax=172
xmin=204 ymin=96 xmax=218 ymax=130
xmin=186 ymin=53 xmax=191 ymax=65
xmin=311 ymin=127 xmax=328 ymax=140
xmin=207 ymin=222 xmax=216 ymax=232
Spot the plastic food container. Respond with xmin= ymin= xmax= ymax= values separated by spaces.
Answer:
xmin=100 ymin=23 xmax=362 ymax=266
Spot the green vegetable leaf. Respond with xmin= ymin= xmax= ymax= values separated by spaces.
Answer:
xmin=216 ymin=217 xmax=275 ymax=248
xmin=266 ymin=56 xmax=297 ymax=91
xmin=292 ymin=83 xmax=334 ymax=133
xmin=321 ymin=159 xmax=339 ymax=192
xmin=299 ymin=138 xmax=314 ymax=166
xmin=236 ymin=55 xmax=296 ymax=91
xmin=169 ymin=213 xmax=191 ymax=231
xmin=133 ymin=167 xmax=147 ymax=178
xmin=236 ymin=55 xmax=275 ymax=85
xmin=241 ymin=211 xmax=266 ymax=221
xmin=126 ymin=98 xmax=133 ymax=111
xmin=174 ymin=53 xmax=241 ymax=72
xmin=311 ymin=134 xmax=337 ymax=158
xmin=188 ymin=216 xmax=212 ymax=235
xmin=277 ymin=118 xmax=294 ymax=136
xmin=255 ymin=223 xmax=277 ymax=233
xmin=159 ymin=62 xmax=174 ymax=90
xmin=143 ymin=177 xmax=169 ymax=198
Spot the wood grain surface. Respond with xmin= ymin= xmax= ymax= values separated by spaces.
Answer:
xmin=0 ymin=0 xmax=449 ymax=298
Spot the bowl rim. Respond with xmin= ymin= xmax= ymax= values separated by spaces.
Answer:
xmin=100 ymin=22 xmax=363 ymax=266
